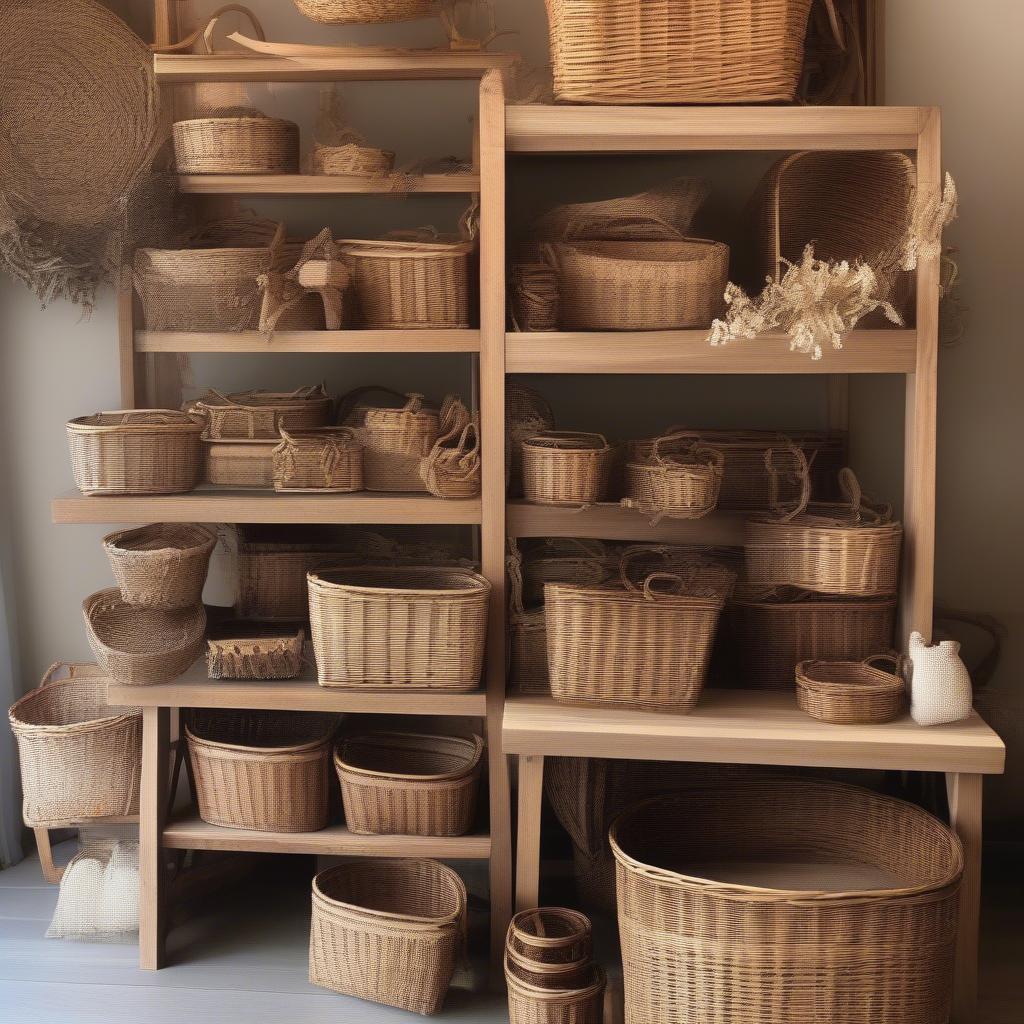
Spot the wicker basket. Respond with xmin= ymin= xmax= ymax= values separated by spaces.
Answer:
xmin=506 ymin=959 xmax=606 ymax=1024
xmin=339 ymin=237 xmax=473 ymax=329
xmin=173 ymin=116 xmax=299 ymax=175
xmin=796 ymin=653 xmax=906 ymax=724
xmin=68 ymin=410 xmax=205 ymax=496
xmin=510 ymin=248 xmax=560 ymax=332
xmin=309 ymin=859 xmax=466 ymax=1015
xmin=611 ymin=780 xmax=963 ymax=1024
xmin=272 ymin=427 xmax=363 ymax=493
xmin=103 ymin=523 xmax=215 ymax=610
xmin=294 ymin=0 xmax=439 ymax=24
xmin=544 ymin=0 xmax=815 ymax=104
xmin=507 ymin=384 xmax=556 ymax=496
xmin=420 ymin=401 xmax=481 ymax=499
xmin=550 ymin=239 xmax=729 ymax=331
xmin=354 ymin=392 xmax=441 ymax=492
xmin=191 ymin=386 xmax=333 ymax=440
xmin=203 ymin=438 xmax=277 ymax=488
xmin=308 ymin=566 xmax=490 ymax=691
xmin=506 ymin=948 xmax=593 ymax=992
xmin=206 ymin=623 xmax=305 ymax=681
xmin=83 ymin=589 xmax=206 ymax=686
xmin=335 ymin=732 xmax=483 ymax=836
xmin=8 ymin=662 xmax=141 ymax=828
xmin=522 ymin=432 xmax=615 ymax=507
xmin=508 ymin=908 xmax=592 ymax=966
xmin=622 ymin=438 xmax=724 ymax=522
xmin=187 ymin=710 xmax=335 ymax=831
xmin=310 ymin=142 xmax=395 ymax=176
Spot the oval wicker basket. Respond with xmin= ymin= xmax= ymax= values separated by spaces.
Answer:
xmin=507 ymin=908 xmax=593 ymax=966
xmin=355 ymin=392 xmax=441 ymax=492
xmin=310 ymin=858 xmax=466 ymax=1015
xmin=308 ymin=566 xmax=491 ymax=691
xmin=83 ymin=589 xmax=206 ymax=686
xmin=191 ymin=386 xmax=333 ymax=440
xmin=549 ymin=239 xmax=730 ymax=331
xmin=187 ymin=709 xmax=336 ymax=832
xmin=67 ymin=410 xmax=205 ymax=496
xmin=505 ymin=958 xmax=606 ymax=1024
xmin=206 ymin=623 xmax=305 ymax=681
xmin=173 ymin=115 xmax=299 ymax=175
xmin=310 ymin=142 xmax=395 ymax=176
xmin=335 ymin=732 xmax=484 ymax=837
xmin=8 ymin=662 xmax=141 ymax=828
xmin=203 ymin=438 xmax=277 ymax=488
xmin=103 ymin=523 xmax=215 ymax=610
xmin=796 ymin=653 xmax=906 ymax=724
xmin=507 ymin=384 xmax=556 ymax=496
xmin=294 ymin=0 xmax=439 ymax=24
xmin=272 ymin=426 xmax=364 ymax=493
xmin=522 ymin=432 xmax=615 ymax=507
xmin=622 ymin=438 xmax=724 ymax=521
xmin=611 ymin=780 xmax=963 ymax=1024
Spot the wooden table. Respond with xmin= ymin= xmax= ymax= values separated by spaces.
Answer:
xmin=504 ymin=693 xmax=1005 ymax=1024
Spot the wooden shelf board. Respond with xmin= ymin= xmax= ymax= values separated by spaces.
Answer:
xmin=503 ymin=694 xmax=1006 ymax=775
xmin=163 ymin=813 xmax=491 ymax=858
xmin=507 ymin=501 xmax=745 ymax=545
xmin=507 ymin=330 xmax=917 ymax=375
xmin=135 ymin=329 xmax=481 ymax=354
xmin=52 ymin=489 xmax=481 ymax=525
xmin=177 ymin=173 xmax=481 ymax=195
xmin=505 ymin=105 xmax=928 ymax=153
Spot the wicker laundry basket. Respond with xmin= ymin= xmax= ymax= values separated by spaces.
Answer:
xmin=611 ymin=779 xmax=963 ymax=1024
xmin=9 ymin=662 xmax=141 ymax=827
xmin=203 ymin=438 xmax=277 ymax=488
xmin=796 ymin=653 xmax=906 ymax=723
xmin=309 ymin=858 xmax=466 ymax=1015
xmin=273 ymin=426 xmax=364 ymax=492
xmin=507 ymin=384 xmax=556 ymax=495
xmin=308 ymin=566 xmax=490 ymax=691
xmin=173 ymin=115 xmax=299 ymax=174
xmin=335 ymin=732 xmax=483 ymax=836
xmin=191 ymin=386 xmax=332 ymax=440
xmin=522 ymin=432 xmax=615 ymax=507
xmin=206 ymin=623 xmax=305 ymax=681
xmin=622 ymin=438 xmax=724 ymax=521
xmin=187 ymin=709 xmax=336 ymax=831
xmin=294 ymin=0 xmax=439 ymax=24
xmin=68 ymin=410 xmax=205 ymax=495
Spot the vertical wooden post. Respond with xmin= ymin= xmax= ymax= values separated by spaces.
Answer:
xmin=947 ymin=772 xmax=983 ymax=1024
xmin=117 ymin=268 xmax=138 ymax=408
xmin=139 ymin=706 xmax=170 ymax=970
xmin=515 ymin=755 xmax=544 ymax=912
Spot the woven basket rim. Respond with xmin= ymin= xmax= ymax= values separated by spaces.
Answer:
xmin=505 ymin=944 xmax=590 ymax=978
xmin=338 ymin=238 xmax=475 ymax=258
xmin=8 ymin=674 xmax=140 ymax=734
xmin=556 ymin=237 xmax=729 ymax=264
xmin=508 ymin=907 xmax=592 ymax=948
xmin=185 ymin=716 xmax=334 ymax=756
xmin=522 ymin=431 xmax=611 ymax=454
xmin=102 ymin=523 xmax=216 ymax=556
xmin=174 ymin=115 xmax=297 ymax=129
xmin=83 ymin=589 xmax=206 ymax=657
xmin=796 ymin=658 xmax=904 ymax=695
xmin=335 ymin=731 xmax=484 ymax=783
xmin=730 ymin=592 xmax=897 ymax=611
xmin=505 ymin=958 xmax=606 ymax=1000
xmin=308 ymin=565 xmax=490 ymax=598
xmin=546 ymin=580 xmax=725 ymax=610
xmin=68 ymin=410 xmax=206 ymax=434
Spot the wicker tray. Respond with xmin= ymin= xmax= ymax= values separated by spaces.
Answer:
xmin=796 ymin=653 xmax=906 ymax=723
xmin=206 ymin=623 xmax=305 ymax=680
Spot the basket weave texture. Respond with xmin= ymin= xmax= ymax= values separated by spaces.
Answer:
xmin=310 ymin=142 xmax=394 ymax=175
xmin=352 ymin=392 xmax=441 ymax=492
xmin=273 ymin=426 xmax=364 ymax=492
xmin=796 ymin=654 xmax=905 ymax=723
xmin=506 ymin=958 xmax=605 ymax=1024
xmin=522 ymin=432 xmax=614 ymax=507
xmin=623 ymin=439 xmax=724 ymax=521
xmin=173 ymin=116 xmax=299 ymax=175
xmin=206 ymin=625 xmax=305 ymax=681
xmin=309 ymin=858 xmax=466 ymax=1015
xmin=507 ymin=908 xmax=593 ymax=966
xmin=192 ymin=386 xmax=332 ymax=440
xmin=9 ymin=662 xmax=140 ymax=827
xmin=294 ymin=0 xmax=439 ymax=24
xmin=611 ymin=780 xmax=963 ymax=1024
xmin=420 ymin=398 xmax=480 ymax=499
xmin=203 ymin=439 xmax=277 ymax=488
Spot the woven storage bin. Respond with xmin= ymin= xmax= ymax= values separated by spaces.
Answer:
xmin=508 ymin=908 xmax=592 ymax=966
xmin=191 ymin=386 xmax=332 ymax=440
xmin=206 ymin=623 xmax=305 ymax=680
xmin=335 ymin=732 xmax=483 ymax=836
xmin=203 ymin=439 xmax=277 ymax=488
xmin=309 ymin=859 xmax=466 ymax=1015
xmin=544 ymin=0 xmax=815 ymax=104
xmin=187 ymin=709 xmax=336 ymax=832
xmin=796 ymin=653 xmax=906 ymax=724
xmin=507 ymin=384 xmax=556 ymax=496
xmin=310 ymin=142 xmax=395 ymax=175
xmin=103 ymin=523 xmax=215 ymax=610
xmin=339 ymin=238 xmax=473 ymax=329
xmin=611 ymin=780 xmax=963 ymax=1024
xmin=357 ymin=393 xmax=441 ymax=492
xmin=294 ymin=0 xmax=439 ymax=24
xmin=551 ymin=240 xmax=729 ymax=331
xmin=173 ymin=116 xmax=299 ymax=175
xmin=83 ymin=589 xmax=206 ymax=687
xmin=622 ymin=439 xmax=724 ymax=521
xmin=273 ymin=427 xmax=363 ymax=493
xmin=522 ymin=432 xmax=614 ymax=507
xmin=68 ymin=410 xmax=204 ymax=496
xmin=506 ymin=959 xmax=606 ymax=1024
xmin=308 ymin=566 xmax=490 ymax=691
xmin=9 ymin=662 xmax=141 ymax=828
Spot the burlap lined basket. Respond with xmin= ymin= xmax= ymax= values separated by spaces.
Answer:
xmin=420 ymin=399 xmax=480 ymax=499
xmin=550 ymin=239 xmax=729 ymax=331
xmin=68 ymin=410 xmax=205 ymax=496
xmin=203 ymin=439 xmax=277 ymax=488
xmin=522 ymin=432 xmax=615 ymax=507
xmin=544 ymin=0 xmax=817 ymax=104
xmin=9 ymin=662 xmax=141 ymax=828
xmin=273 ymin=426 xmax=363 ymax=493
xmin=187 ymin=709 xmax=336 ymax=832
xmin=611 ymin=780 xmax=962 ymax=1024
xmin=506 ymin=958 xmax=606 ymax=1024
xmin=335 ymin=732 xmax=483 ymax=837
xmin=103 ymin=523 xmax=215 ymax=610
xmin=294 ymin=0 xmax=439 ymax=24
xmin=308 ymin=566 xmax=490 ymax=691
xmin=173 ymin=115 xmax=299 ymax=175
xmin=622 ymin=438 xmax=724 ymax=522
xmin=206 ymin=624 xmax=305 ymax=681
xmin=507 ymin=384 xmax=556 ymax=495
xmin=355 ymin=392 xmax=441 ymax=492
xmin=310 ymin=859 xmax=466 ymax=1015
xmin=507 ymin=908 xmax=593 ymax=966
xmin=191 ymin=386 xmax=332 ymax=440
xmin=310 ymin=142 xmax=395 ymax=176
xmin=83 ymin=589 xmax=206 ymax=686
xmin=796 ymin=653 xmax=906 ymax=724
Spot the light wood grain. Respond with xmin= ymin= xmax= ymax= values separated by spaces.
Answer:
xmin=135 ymin=329 xmax=481 ymax=353
xmin=177 ymin=173 xmax=481 ymax=194
xmin=117 ymin=268 xmax=136 ymax=407
xmin=139 ymin=707 xmax=169 ymax=971
xmin=948 ymin=772 xmax=983 ymax=1024
xmin=514 ymin=755 xmax=544 ymax=912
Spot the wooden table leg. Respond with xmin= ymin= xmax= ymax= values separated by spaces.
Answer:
xmin=33 ymin=828 xmax=64 ymax=884
xmin=139 ymin=706 xmax=170 ymax=970
xmin=515 ymin=754 xmax=544 ymax=912
xmin=947 ymin=772 xmax=983 ymax=1024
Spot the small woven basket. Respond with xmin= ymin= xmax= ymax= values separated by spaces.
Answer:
xmin=506 ymin=959 xmax=606 ymax=1024
xmin=103 ymin=523 xmax=215 ymax=610
xmin=173 ymin=115 xmax=299 ymax=175
xmin=294 ymin=0 xmax=439 ymax=24
xmin=8 ymin=662 xmax=141 ymax=828
xmin=67 ymin=410 xmax=205 ymax=496
xmin=206 ymin=624 xmax=305 ymax=681
xmin=507 ymin=908 xmax=593 ymax=966
xmin=308 ymin=566 xmax=490 ymax=691
xmin=310 ymin=142 xmax=395 ymax=176
xmin=335 ymin=732 xmax=484 ymax=836
xmin=203 ymin=439 xmax=277 ymax=488
xmin=550 ymin=239 xmax=729 ymax=331
xmin=796 ymin=653 xmax=906 ymax=724
xmin=354 ymin=392 xmax=441 ymax=492
xmin=190 ymin=386 xmax=332 ymax=440
xmin=187 ymin=709 xmax=336 ymax=832
xmin=310 ymin=859 xmax=466 ymax=1015
xmin=272 ymin=426 xmax=363 ymax=493
xmin=507 ymin=384 xmax=556 ymax=496
xmin=83 ymin=589 xmax=206 ymax=686
xmin=522 ymin=432 xmax=615 ymax=507
xmin=622 ymin=437 xmax=724 ymax=522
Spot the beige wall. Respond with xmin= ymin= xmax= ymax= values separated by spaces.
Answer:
xmin=1 ymin=0 xmax=1020 ymax=832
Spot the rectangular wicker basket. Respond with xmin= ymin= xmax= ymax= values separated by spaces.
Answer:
xmin=206 ymin=624 xmax=305 ymax=680
xmin=203 ymin=439 xmax=277 ymax=488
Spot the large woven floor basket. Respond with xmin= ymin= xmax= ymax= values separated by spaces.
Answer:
xmin=544 ymin=0 xmax=815 ymax=104
xmin=611 ymin=779 xmax=963 ymax=1024
xmin=308 ymin=566 xmax=490 ymax=691
xmin=187 ymin=710 xmax=336 ymax=832
xmin=9 ymin=662 xmax=141 ymax=827
xmin=310 ymin=858 xmax=466 ymax=1015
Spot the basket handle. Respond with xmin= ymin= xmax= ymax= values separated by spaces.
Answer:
xmin=150 ymin=4 xmax=266 ymax=54
xmin=820 ymin=0 xmax=847 ymax=50
xmin=39 ymin=661 xmax=69 ymax=689
xmin=837 ymin=467 xmax=891 ymax=524
xmin=765 ymin=444 xmax=811 ymax=522
xmin=618 ymin=545 xmax=671 ymax=591
xmin=863 ymin=652 xmax=908 ymax=680
xmin=506 ymin=545 xmax=527 ymax=616
xmin=639 ymin=572 xmax=687 ymax=601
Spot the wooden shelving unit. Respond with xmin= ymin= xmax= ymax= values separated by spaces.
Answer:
xmin=135 ymin=329 xmax=480 ymax=354
xmin=178 ymin=173 xmax=481 ymax=195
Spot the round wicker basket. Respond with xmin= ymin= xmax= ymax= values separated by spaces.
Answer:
xmin=521 ymin=432 xmax=615 ymax=507
xmin=173 ymin=116 xmax=299 ymax=175
xmin=505 ymin=957 xmax=606 ymax=1024
xmin=310 ymin=142 xmax=395 ymax=176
